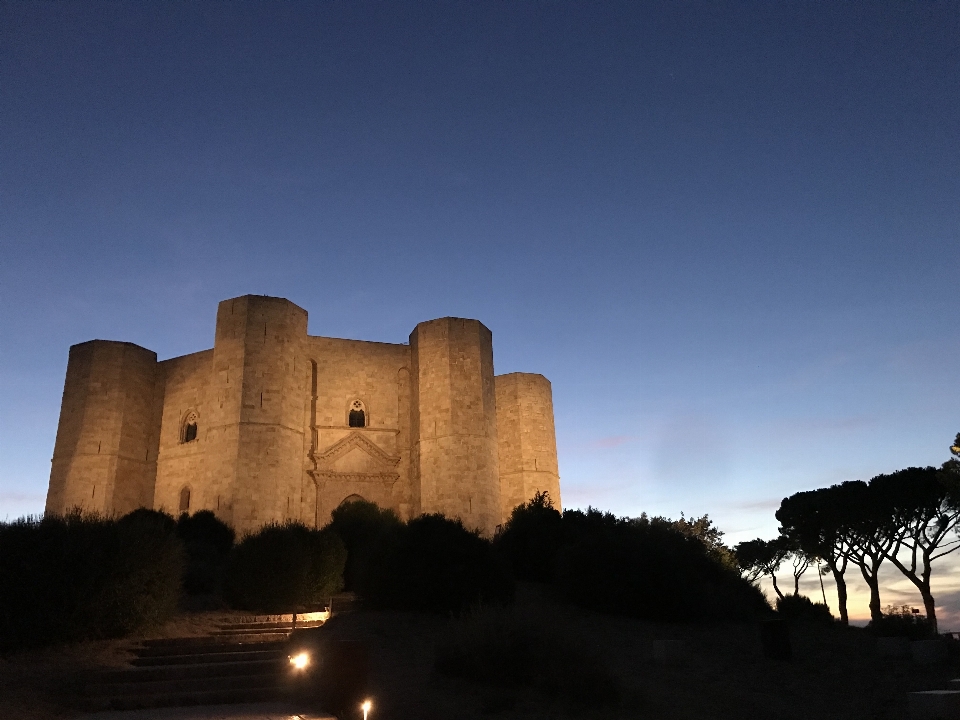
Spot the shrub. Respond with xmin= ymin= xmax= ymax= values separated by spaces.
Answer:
xmin=498 ymin=503 xmax=765 ymax=623
xmin=327 ymin=499 xmax=401 ymax=591
xmin=553 ymin=509 xmax=768 ymax=622
xmin=224 ymin=522 xmax=346 ymax=613
xmin=361 ymin=513 xmax=513 ymax=613
xmin=495 ymin=491 xmax=564 ymax=583
xmin=0 ymin=510 xmax=184 ymax=651
xmin=176 ymin=510 xmax=235 ymax=596
xmin=104 ymin=510 xmax=187 ymax=631
xmin=867 ymin=605 xmax=933 ymax=640
xmin=121 ymin=507 xmax=177 ymax=534
xmin=435 ymin=605 xmax=621 ymax=707
xmin=776 ymin=593 xmax=834 ymax=624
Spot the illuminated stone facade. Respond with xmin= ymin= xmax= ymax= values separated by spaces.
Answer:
xmin=45 ymin=295 xmax=560 ymax=535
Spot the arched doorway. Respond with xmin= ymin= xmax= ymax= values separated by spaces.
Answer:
xmin=338 ymin=493 xmax=366 ymax=507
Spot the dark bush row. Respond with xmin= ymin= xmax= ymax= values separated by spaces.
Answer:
xmin=178 ymin=509 xmax=235 ymax=596
xmin=329 ymin=502 xmax=513 ymax=613
xmin=867 ymin=605 xmax=934 ymax=639
xmin=0 ymin=508 xmax=345 ymax=649
xmin=775 ymin=593 xmax=834 ymax=623
xmin=330 ymin=493 xmax=767 ymax=621
xmin=496 ymin=493 xmax=769 ymax=622
xmin=0 ymin=510 xmax=184 ymax=651
xmin=3 ymin=490 xmax=771 ymax=651
xmin=224 ymin=523 xmax=346 ymax=613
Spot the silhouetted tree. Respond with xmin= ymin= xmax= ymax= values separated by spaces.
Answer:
xmin=776 ymin=593 xmax=834 ymax=623
xmin=665 ymin=513 xmax=737 ymax=570
xmin=362 ymin=513 xmax=513 ymax=613
xmin=495 ymin=490 xmax=564 ymax=583
xmin=837 ymin=480 xmax=895 ymax=623
xmin=777 ymin=486 xmax=854 ymax=624
xmin=781 ymin=536 xmax=811 ymax=596
xmin=176 ymin=510 xmax=235 ymax=596
xmin=557 ymin=509 xmax=767 ymax=621
xmin=328 ymin=498 xmax=401 ymax=591
xmin=943 ymin=433 xmax=960 ymax=477
xmin=871 ymin=462 xmax=960 ymax=634
xmin=734 ymin=538 xmax=789 ymax=600
xmin=225 ymin=523 xmax=345 ymax=612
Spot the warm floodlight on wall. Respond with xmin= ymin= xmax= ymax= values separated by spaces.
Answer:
xmin=289 ymin=652 xmax=310 ymax=670
xmin=362 ymin=699 xmax=373 ymax=719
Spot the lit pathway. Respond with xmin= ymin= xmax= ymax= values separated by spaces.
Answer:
xmin=79 ymin=701 xmax=334 ymax=720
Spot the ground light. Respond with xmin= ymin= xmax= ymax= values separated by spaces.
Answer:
xmin=289 ymin=652 xmax=309 ymax=670
xmin=362 ymin=699 xmax=372 ymax=719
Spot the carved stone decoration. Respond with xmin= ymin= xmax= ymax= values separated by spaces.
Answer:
xmin=308 ymin=431 xmax=401 ymax=487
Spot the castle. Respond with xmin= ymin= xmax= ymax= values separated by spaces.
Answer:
xmin=45 ymin=295 xmax=560 ymax=535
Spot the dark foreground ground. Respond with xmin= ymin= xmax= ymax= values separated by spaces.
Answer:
xmin=2 ymin=590 xmax=957 ymax=720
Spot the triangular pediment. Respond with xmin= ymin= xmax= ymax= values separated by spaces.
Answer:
xmin=313 ymin=432 xmax=400 ymax=475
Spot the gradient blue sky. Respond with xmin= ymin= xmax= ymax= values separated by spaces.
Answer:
xmin=3 ymin=2 xmax=959 ymax=621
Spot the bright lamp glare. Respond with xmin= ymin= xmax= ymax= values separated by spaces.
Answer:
xmin=362 ymin=699 xmax=373 ymax=718
xmin=289 ymin=652 xmax=310 ymax=670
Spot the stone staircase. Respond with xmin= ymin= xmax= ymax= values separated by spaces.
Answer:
xmin=908 ymin=683 xmax=960 ymax=719
xmin=906 ymin=633 xmax=960 ymax=719
xmin=84 ymin=611 xmax=330 ymax=711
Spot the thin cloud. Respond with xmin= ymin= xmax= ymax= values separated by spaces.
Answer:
xmin=731 ymin=498 xmax=783 ymax=512
xmin=560 ymin=435 xmax=638 ymax=453
xmin=590 ymin=435 xmax=636 ymax=449
xmin=0 ymin=493 xmax=46 ymax=523
xmin=562 ymin=481 xmax=637 ymax=509
xmin=0 ymin=492 xmax=45 ymax=503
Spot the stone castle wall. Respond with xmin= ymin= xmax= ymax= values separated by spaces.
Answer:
xmin=47 ymin=340 xmax=162 ymax=516
xmin=410 ymin=318 xmax=501 ymax=535
xmin=46 ymin=295 xmax=560 ymax=535
xmin=304 ymin=335 xmax=412 ymax=527
xmin=495 ymin=372 xmax=562 ymax=519
xmin=153 ymin=348 xmax=214 ymax=517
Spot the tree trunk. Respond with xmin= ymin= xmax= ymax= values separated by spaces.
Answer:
xmin=867 ymin=578 xmax=882 ymax=622
xmin=832 ymin=568 xmax=849 ymax=625
xmin=861 ymin=568 xmax=882 ymax=622
xmin=887 ymin=552 xmax=939 ymax=634
xmin=770 ymin=573 xmax=784 ymax=601
xmin=922 ymin=591 xmax=938 ymax=635
xmin=921 ymin=555 xmax=938 ymax=635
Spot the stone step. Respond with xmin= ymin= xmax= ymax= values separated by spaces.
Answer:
xmin=132 ymin=640 xmax=288 ymax=658
xmin=907 ymin=690 xmax=960 ymax=719
xmin=139 ymin=632 xmax=288 ymax=652
xmin=89 ymin=669 xmax=284 ymax=698
xmin=97 ymin=659 xmax=286 ymax=684
xmin=131 ymin=649 xmax=285 ymax=667
xmin=214 ymin=621 xmax=325 ymax=633
xmin=209 ymin=632 xmax=293 ymax=643
xmin=216 ymin=611 xmax=330 ymax=627
xmin=141 ymin=633 xmax=290 ymax=647
xmin=98 ymin=684 xmax=284 ymax=711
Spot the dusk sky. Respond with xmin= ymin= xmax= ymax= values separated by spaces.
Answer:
xmin=3 ymin=2 xmax=959 ymax=623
